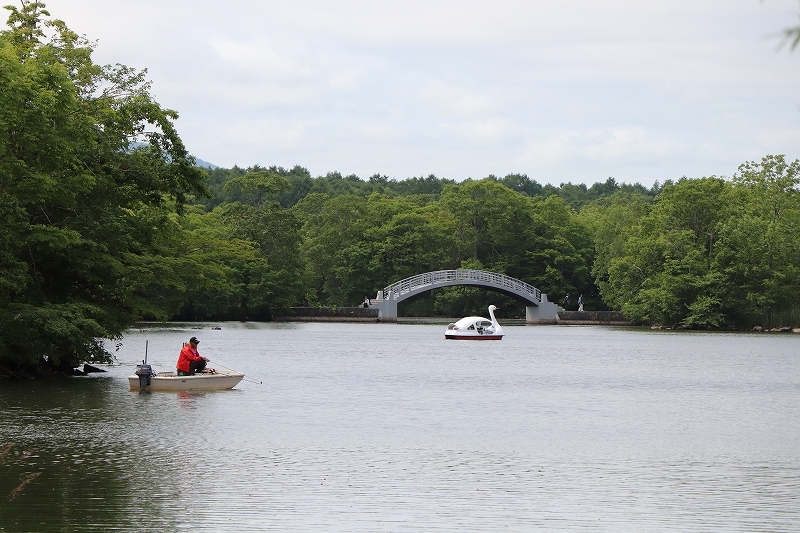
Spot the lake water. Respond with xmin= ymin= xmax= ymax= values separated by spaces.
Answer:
xmin=1 ymin=322 xmax=799 ymax=532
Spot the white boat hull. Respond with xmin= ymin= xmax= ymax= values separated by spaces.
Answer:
xmin=445 ymin=333 xmax=504 ymax=340
xmin=128 ymin=370 xmax=244 ymax=391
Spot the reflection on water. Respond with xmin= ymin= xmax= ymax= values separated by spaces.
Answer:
xmin=1 ymin=323 xmax=799 ymax=531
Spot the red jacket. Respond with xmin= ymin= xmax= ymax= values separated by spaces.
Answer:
xmin=177 ymin=344 xmax=203 ymax=372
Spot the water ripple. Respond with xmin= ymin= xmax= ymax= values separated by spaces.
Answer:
xmin=1 ymin=323 xmax=799 ymax=532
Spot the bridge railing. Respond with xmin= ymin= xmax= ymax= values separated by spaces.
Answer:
xmin=382 ymin=269 xmax=541 ymax=302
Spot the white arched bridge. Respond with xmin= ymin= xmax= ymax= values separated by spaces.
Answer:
xmin=374 ymin=269 xmax=559 ymax=323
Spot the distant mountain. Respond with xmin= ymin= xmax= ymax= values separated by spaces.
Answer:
xmin=195 ymin=158 xmax=218 ymax=169
xmin=127 ymin=142 xmax=218 ymax=169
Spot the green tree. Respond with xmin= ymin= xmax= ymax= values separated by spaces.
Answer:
xmin=438 ymin=179 xmax=595 ymax=310
xmin=601 ymin=177 xmax=732 ymax=326
xmin=295 ymin=192 xmax=456 ymax=309
xmin=219 ymin=170 xmax=306 ymax=316
xmin=294 ymin=193 xmax=373 ymax=305
xmin=713 ymin=155 xmax=800 ymax=326
xmin=580 ymin=191 xmax=653 ymax=310
xmin=0 ymin=2 xmax=207 ymax=374
xmin=517 ymin=195 xmax=595 ymax=303
xmin=440 ymin=179 xmax=520 ymax=263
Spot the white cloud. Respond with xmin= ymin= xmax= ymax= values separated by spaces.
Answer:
xmin=754 ymin=125 xmax=800 ymax=149
xmin=43 ymin=0 xmax=800 ymax=185
xmin=437 ymin=118 xmax=514 ymax=145
xmin=518 ymin=128 xmax=685 ymax=168
xmin=418 ymin=81 xmax=492 ymax=118
xmin=212 ymin=39 xmax=315 ymax=80
xmin=211 ymin=119 xmax=309 ymax=152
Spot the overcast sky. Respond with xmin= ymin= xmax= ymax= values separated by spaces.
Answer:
xmin=41 ymin=0 xmax=800 ymax=186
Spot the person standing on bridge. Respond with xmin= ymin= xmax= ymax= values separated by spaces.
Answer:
xmin=578 ymin=294 xmax=584 ymax=311
xmin=563 ymin=293 xmax=570 ymax=310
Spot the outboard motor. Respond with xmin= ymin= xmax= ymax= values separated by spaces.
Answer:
xmin=135 ymin=361 xmax=153 ymax=391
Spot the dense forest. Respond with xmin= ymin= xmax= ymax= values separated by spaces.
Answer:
xmin=2 ymin=3 xmax=800 ymax=375
xmin=193 ymin=158 xmax=799 ymax=334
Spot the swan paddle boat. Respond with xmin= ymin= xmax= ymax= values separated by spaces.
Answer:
xmin=129 ymin=363 xmax=244 ymax=392
xmin=445 ymin=305 xmax=505 ymax=340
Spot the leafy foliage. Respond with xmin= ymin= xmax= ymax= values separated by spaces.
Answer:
xmin=0 ymin=2 xmax=207 ymax=373
xmin=587 ymin=157 xmax=800 ymax=327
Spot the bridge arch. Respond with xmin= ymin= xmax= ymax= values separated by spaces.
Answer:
xmin=374 ymin=269 xmax=559 ymax=323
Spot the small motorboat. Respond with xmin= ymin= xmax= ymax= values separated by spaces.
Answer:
xmin=129 ymin=340 xmax=244 ymax=392
xmin=445 ymin=305 xmax=504 ymax=340
xmin=129 ymin=364 xmax=244 ymax=392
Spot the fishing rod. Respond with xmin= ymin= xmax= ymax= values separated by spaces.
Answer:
xmin=207 ymin=359 xmax=283 ymax=391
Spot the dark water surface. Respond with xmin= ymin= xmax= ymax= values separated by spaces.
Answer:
xmin=1 ymin=323 xmax=799 ymax=531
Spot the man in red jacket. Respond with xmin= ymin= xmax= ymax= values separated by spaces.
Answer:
xmin=176 ymin=336 xmax=212 ymax=375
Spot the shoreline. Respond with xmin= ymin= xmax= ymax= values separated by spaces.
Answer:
xmin=274 ymin=307 xmax=800 ymax=331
